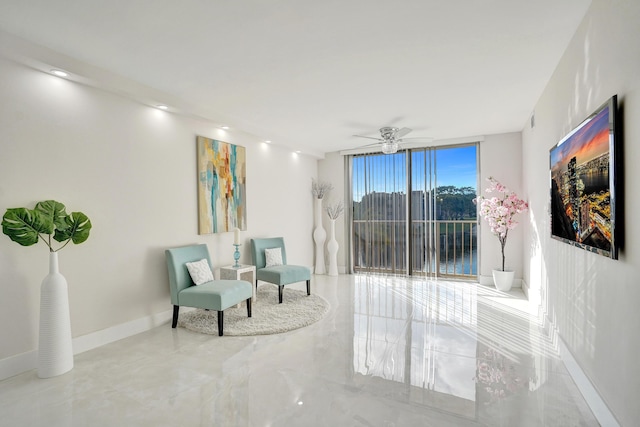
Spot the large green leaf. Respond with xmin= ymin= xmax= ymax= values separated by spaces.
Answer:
xmin=54 ymin=211 xmax=92 ymax=244
xmin=35 ymin=200 xmax=69 ymax=232
xmin=1 ymin=208 xmax=53 ymax=246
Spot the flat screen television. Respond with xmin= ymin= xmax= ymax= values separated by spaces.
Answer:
xmin=549 ymin=95 xmax=619 ymax=259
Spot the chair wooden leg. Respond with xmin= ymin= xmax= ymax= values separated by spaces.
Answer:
xmin=306 ymin=279 xmax=311 ymax=296
xmin=279 ymin=286 xmax=283 ymax=304
xmin=172 ymin=305 xmax=179 ymax=328
xmin=218 ymin=311 xmax=224 ymax=336
xmin=247 ymin=298 xmax=252 ymax=317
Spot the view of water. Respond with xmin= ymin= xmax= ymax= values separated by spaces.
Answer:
xmin=581 ymin=170 xmax=609 ymax=194
xmin=439 ymin=248 xmax=478 ymax=275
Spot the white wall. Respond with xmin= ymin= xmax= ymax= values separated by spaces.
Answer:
xmin=317 ymin=152 xmax=347 ymax=272
xmin=0 ymin=57 xmax=317 ymax=367
xmin=478 ymin=133 xmax=525 ymax=282
xmin=522 ymin=1 xmax=640 ymax=425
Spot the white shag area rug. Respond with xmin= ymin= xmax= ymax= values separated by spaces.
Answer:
xmin=178 ymin=285 xmax=329 ymax=336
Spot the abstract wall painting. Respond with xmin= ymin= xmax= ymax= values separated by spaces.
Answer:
xmin=196 ymin=136 xmax=247 ymax=234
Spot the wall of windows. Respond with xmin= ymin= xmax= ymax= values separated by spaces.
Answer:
xmin=350 ymin=144 xmax=478 ymax=278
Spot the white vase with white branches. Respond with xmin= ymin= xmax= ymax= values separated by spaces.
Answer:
xmin=311 ymin=179 xmax=333 ymax=274
xmin=326 ymin=201 xmax=344 ymax=276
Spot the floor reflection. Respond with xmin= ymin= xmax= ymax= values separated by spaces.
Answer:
xmin=350 ymin=274 xmax=592 ymax=425
xmin=0 ymin=274 xmax=599 ymax=426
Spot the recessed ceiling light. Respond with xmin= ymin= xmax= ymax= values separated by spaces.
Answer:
xmin=156 ymin=105 xmax=168 ymax=110
xmin=295 ymin=150 xmax=301 ymax=153
xmin=50 ymin=69 xmax=68 ymax=77
xmin=221 ymin=126 xmax=230 ymax=130
xmin=265 ymin=140 xmax=272 ymax=144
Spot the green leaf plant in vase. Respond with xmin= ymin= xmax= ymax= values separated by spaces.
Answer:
xmin=2 ymin=200 xmax=92 ymax=378
xmin=473 ymin=177 xmax=528 ymax=291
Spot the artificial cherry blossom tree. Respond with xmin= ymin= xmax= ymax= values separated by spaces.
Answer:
xmin=474 ymin=177 xmax=529 ymax=271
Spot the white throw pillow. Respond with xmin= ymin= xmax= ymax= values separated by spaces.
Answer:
xmin=185 ymin=258 xmax=213 ymax=285
xmin=265 ymin=247 xmax=283 ymax=267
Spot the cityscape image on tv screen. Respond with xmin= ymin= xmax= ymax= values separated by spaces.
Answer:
xmin=549 ymin=96 xmax=617 ymax=258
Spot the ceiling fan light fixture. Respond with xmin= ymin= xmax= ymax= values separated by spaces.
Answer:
xmin=381 ymin=141 xmax=399 ymax=154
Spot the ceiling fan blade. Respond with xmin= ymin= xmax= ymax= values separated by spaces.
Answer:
xmin=394 ymin=127 xmax=412 ymax=138
xmin=353 ymin=135 xmax=383 ymax=141
xmin=398 ymin=137 xmax=432 ymax=141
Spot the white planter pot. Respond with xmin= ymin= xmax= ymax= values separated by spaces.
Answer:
xmin=38 ymin=251 xmax=73 ymax=378
xmin=492 ymin=269 xmax=515 ymax=292
xmin=313 ymin=198 xmax=326 ymax=274
xmin=327 ymin=219 xmax=339 ymax=276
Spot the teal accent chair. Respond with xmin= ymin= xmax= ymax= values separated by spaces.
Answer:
xmin=165 ymin=244 xmax=252 ymax=336
xmin=250 ymin=237 xmax=311 ymax=304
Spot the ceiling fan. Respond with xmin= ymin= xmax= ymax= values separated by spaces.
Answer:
xmin=353 ymin=127 xmax=427 ymax=154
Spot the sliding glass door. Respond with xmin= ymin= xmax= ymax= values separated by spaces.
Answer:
xmin=352 ymin=151 xmax=408 ymax=274
xmin=411 ymin=145 xmax=478 ymax=277
xmin=351 ymin=144 xmax=478 ymax=278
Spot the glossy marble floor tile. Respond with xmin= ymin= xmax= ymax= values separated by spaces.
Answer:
xmin=0 ymin=275 xmax=599 ymax=426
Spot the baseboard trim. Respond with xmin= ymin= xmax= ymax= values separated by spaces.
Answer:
xmin=521 ymin=278 xmax=529 ymax=299
xmin=0 ymin=350 xmax=37 ymax=381
xmin=479 ymin=274 xmax=523 ymax=288
xmin=312 ymin=265 xmax=348 ymax=275
xmin=0 ymin=308 xmax=173 ymax=381
xmin=533 ymin=288 xmax=618 ymax=426
xmin=72 ymin=309 xmax=173 ymax=354
xmin=557 ymin=337 xmax=620 ymax=427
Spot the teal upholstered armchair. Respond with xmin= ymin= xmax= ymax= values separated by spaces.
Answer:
xmin=250 ymin=237 xmax=311 ymax=304
xmin=165 ymin=244 xmax=252 ymax=336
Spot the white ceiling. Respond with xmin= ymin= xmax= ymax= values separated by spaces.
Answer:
xmin=0 ymin=0 xmax=592 ymax=157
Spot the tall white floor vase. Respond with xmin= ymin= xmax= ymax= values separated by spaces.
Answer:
xmin=327 ymin=219 xmax=339 ymax=276
xmin=38 ymin=251 xmax=73 ymax=378
xmin=313 ymin=199 xmax=326 ymax=274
